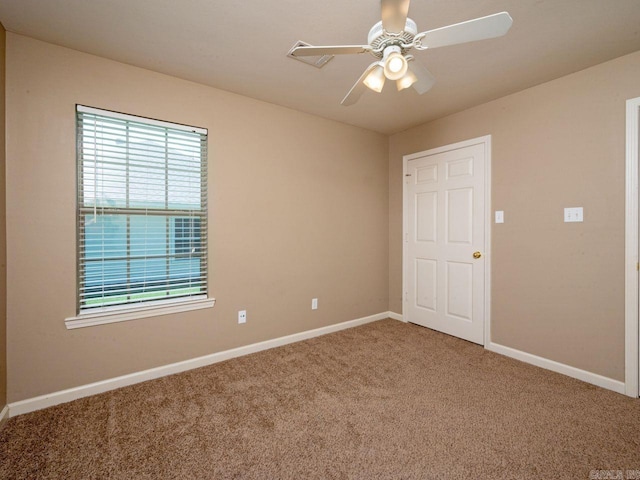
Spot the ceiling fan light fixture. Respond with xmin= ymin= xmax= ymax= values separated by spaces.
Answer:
xmin=363 ymin=63 xmax=386 ymax=92
xmin=387 ymin=55 xmax=405 ymax=73
xmin=383 ymin=46 xmax=408 ymax=81
xmin=396 ymin=69 xmax=418 ymax=91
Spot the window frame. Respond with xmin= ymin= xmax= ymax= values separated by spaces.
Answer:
xmin=65 ymin=105 xmax=214 ymax=329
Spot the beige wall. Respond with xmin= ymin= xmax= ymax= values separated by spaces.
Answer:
xmin=0 ymin=23 xmax=6 ymax=409
xmin=390 ymin=50 xmax=640 ymax=381
xmin=5 ymin=34 xmax=389 ymax=402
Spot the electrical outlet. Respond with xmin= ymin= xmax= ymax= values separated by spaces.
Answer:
xmin=238 ymin=310 xmax=246 ymax=324
xmin=311 ymin=298 xmax=318 ymax=310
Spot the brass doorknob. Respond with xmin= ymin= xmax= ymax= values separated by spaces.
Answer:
xmin=473 ymin=251 xmax=482 ymax=259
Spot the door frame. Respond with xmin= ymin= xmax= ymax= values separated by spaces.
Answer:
xmin=402 ymin=135 xmax=492 ymax=346
xmin=625 ymin=96 xmax=640 ymax=398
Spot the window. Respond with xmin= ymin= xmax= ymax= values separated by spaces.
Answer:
xmin=74 ymin=105 xmax=209 ymax=318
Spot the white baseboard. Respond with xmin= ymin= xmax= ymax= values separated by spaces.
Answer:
xmin=388 ymin=311 xmax=404 ymax=322
xmin=486 ymin=341 xmax=626 ymax=394
xmin=9 ymin=311 xmax=394 ymax=418
xmin=0 ymin=404 xmax=9 ymax=429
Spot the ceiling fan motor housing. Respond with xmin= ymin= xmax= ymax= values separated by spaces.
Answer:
xmin=367 ymin=18 xmax=418 ymax=58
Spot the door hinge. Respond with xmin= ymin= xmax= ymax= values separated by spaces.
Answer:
xmin=637 ymin=262 xmax=639 ymax=271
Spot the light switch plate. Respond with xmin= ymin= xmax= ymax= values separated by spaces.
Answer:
xmin=564 ymin=207 xmax=583 ymax=222
xmin=495 ymin=211 xmax=504 ymax=224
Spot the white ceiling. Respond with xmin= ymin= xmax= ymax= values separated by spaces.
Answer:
xmin=1 ymin=0 xmax=640 ymax=134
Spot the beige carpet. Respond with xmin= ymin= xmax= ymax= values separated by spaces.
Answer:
xmin=1 ymin=319 xmax=639 ymax=479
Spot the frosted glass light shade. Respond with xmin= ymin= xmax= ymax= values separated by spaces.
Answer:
xmin=396 ymin=68 xmax=418 ymax=91
xmin=383 ymin=52 xmax=408 ymax=81
xmin=363 ymin=64 xmax=386 ymax=93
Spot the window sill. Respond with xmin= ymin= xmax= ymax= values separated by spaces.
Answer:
xmin=65 ymin=296 xmax=216 ymax=329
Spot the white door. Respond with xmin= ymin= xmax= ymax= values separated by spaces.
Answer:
xmin=403 ymin=138 xmax=488 ymax=345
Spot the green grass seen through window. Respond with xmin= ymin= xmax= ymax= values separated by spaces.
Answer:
xmin=84 ymin=286 xmax=202 ymax=307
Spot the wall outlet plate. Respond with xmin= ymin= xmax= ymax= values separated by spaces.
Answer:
xmin=311 ymin=298 xmax=318 ymax=310
xmin=238 ymin=310 xmax=247 ymax=324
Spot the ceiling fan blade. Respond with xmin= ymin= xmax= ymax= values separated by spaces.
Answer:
xmin=407 ymin=59 xmax=436 ymax=95
xmin=341 ymin=62 xmax=380 ymax=106
xmin=417 ymin=12 xmax=513 ymax=49
xmin=290 ymin=44 xmax=371 ymax=57
xmin=381 ymin=0 xmax=411 ymax=33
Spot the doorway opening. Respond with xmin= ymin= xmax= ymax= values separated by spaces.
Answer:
xmin=625 ymin=96 xmax=640 ymax=397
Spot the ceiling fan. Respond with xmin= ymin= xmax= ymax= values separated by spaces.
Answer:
xmin=290 ymin=0 xmax=513 ymax=106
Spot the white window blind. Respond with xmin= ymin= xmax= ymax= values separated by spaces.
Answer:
xmin=76 ymin=105 xmax=208 ymax=312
